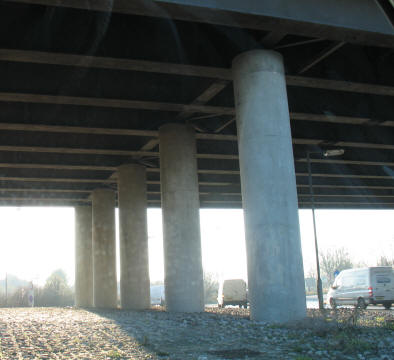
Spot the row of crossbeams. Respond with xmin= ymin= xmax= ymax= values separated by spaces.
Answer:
xmin=0 ymin=49 xmax=393 ymax=205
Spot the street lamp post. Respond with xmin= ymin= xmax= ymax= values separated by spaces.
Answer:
xmin=306 ymin=149 xmax=344 ymax=310
xmin=5 ymin=272 xmax=7 ymax=307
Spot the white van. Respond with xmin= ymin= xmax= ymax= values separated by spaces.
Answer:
xmin=218 ymin=279 xmax=248 ymax=308
xmin=150 ymin=284 xmax=165 ymax=306
xmin=327 ymin=267 xmax=394 ymax=309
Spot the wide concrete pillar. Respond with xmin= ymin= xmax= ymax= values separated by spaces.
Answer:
xmin=159 ymin=123 xmax=204 ymax=312
xmin=74 ymin=206 xmax=93 ymax=307
xmin=118 ymin=164 xmax=150 ymax=310
xmin=232 ymin=50 xmax=306 ymax=323
xmin=92 ymin=188 xmax=117 ymax=308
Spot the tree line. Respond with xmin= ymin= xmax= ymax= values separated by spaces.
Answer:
xmin=1 ymin=252 xmax=393 ymax=306
xmin=0 ymin=269 xmax=73 ymax=307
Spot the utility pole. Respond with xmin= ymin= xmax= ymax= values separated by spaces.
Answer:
xmin=5 ymin=272 xmax=7 ymax=307
xmin=306 ymin=151 xmax=324 ymax=311
xmin=306 ymin=149 xmax=344 ymax=311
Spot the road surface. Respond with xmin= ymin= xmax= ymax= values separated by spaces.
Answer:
xmin=306 ymin=295 xmax=393 ymax=311
xmin=207 ymin=296 xmax=393 ymax=312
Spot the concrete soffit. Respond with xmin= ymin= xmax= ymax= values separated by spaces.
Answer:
xmin=6 ymin=0 xmax=394 ymax=46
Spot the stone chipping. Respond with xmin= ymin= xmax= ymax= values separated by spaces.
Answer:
xmin=0 ymin=307 xmax=393 ymax=359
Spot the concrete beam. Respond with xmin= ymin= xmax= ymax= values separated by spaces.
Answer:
xmin=2 ymin=153 xmax=394 ymax=171
xmin=1 ymin=167 xmax=394 ymax=186
xmin=1 ymin=137 xmax=394 ymax=157
xmin=297 ymin=41 xmax=345 ymax=74
xmin=2 ymin=184 xmax=394 ymax=191
xmin=2 ymin=188 xmax=394 ymax=198
xmin=2 ymin=197 xmax=394 ymax=207
xmin=0 ymin=92 xmax=234 ymax=115
xmin=1 ymin=49 xmax=394 ymax=96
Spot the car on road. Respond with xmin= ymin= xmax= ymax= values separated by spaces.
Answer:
xmin=327 ymin=267 xmax=394 ymax=310
xmin=218 ymin=279 xmax=248 ymax=308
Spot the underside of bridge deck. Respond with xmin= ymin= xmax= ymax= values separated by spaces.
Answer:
xmin=0 ymin=0 xmax=393 ymax=210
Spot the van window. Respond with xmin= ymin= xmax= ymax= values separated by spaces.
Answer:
xmin=333 ymin=275 xmax=342 ymax=287
xmin=354 ymin=275 xmax=368 ymax=286
xmin=342 ymin=274 xmax=354 ymax=287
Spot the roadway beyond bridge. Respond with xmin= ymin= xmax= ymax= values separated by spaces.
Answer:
xmin=0 ymin=0 xmax=393 ymax=323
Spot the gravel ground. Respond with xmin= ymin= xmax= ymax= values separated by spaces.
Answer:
xmin=0 ymin=307 xmax=393 ymax=359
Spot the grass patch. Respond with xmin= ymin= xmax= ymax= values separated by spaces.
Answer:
xmin=266 ymin=323 xmax=282 ymax=329
xmin=208 ymin=348 xmax=262 ymax=359
xmin=106 ymin=350 xmax=122 ymax=359
xmin=331 ymin=331 xmax=378 ymax=355
xmin=291 ymin=345 xmax=304 ymax=353
xmin=156 ymin=350 xmax=170 ymax=357
xmin=384 ymin=320 xmax=394 ymax=330
xmin=343 ymin=338 xmax=377 ymax=354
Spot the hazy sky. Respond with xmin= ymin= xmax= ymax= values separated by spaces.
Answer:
xmin=0 ymin=207 xmax=392 ymax=286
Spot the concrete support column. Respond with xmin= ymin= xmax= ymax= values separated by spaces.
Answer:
xmin=159 ymin=124 xmax=204 ymax=312
xmin=92 ymin=188 xmax=117 ymax=308
xmin=74 ymin=206 xmax=93 ymax=307
xmin=232 ymin=50 xmax=306 ymax=322
xmin=118 ymin=164 xmax=150 ymax=309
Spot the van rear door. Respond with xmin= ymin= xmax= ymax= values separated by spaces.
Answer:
xmin=371 ymin=267 xmax=394 ymax=301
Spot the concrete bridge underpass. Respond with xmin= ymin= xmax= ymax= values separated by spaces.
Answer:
xmin=0 ymin=0 xmax=393 ymax=323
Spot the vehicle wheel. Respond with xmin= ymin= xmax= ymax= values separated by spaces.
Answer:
xmin=357 ymin=298 xmax=367 ymax=310
xmin=330 ymin=298 xmax=337 ymax=309
xmin=383 ymin=302 xmax=392 ymax=310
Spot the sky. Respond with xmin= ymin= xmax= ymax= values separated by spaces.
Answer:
xmin=0 ymin=207 xmax=393 ymax=286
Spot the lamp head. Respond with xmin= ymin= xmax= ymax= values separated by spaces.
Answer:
xmin=323 ymin=149 xmax=345 ymax=157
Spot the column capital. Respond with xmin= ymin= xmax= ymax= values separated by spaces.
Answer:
xmin=159 ymin=123 xmax=195 ymax=136
xmin=92 ymin=188 xmax=115 ymax=198
xmin=74 ymin=204 xmax=92 ymax=209
xmin=232 ymin=49 xmax=285 ymax=75
xmin=117 ymin=163 xmax=145 ymax=172
xmin=92 ymin=187 xmax=114 ymax=193
xmin=117 ymin=164 xmax=146 ymax=182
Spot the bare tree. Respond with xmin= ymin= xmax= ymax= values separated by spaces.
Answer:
xmin=320 ymin=248 xmax=353 ymax=286
xmin=306 ymin=267 xmax=317 ymax=280
xmin=203 ymin=272 xmax=219 ymax=304
xmin=353 ymin=260 xmax=368 ymax=268
xmin=305 ymin=267 xmax=317 ymax=294
xmin=377 ymin=256 xmax=394 ymax=266
xmin=36 ymin=269 xmax=73 ymax=307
